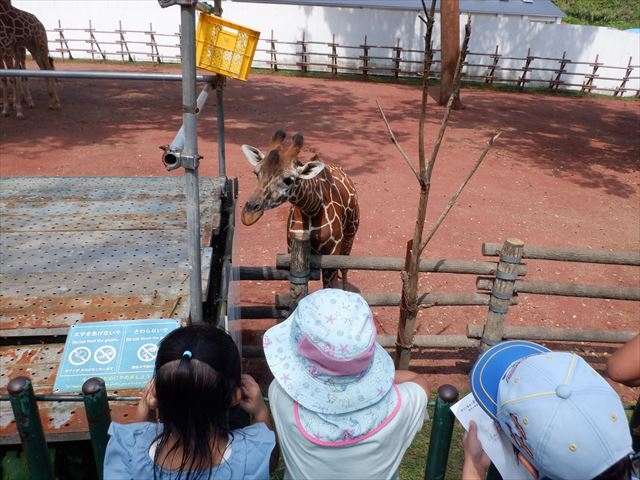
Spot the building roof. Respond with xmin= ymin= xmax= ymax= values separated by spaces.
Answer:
xmin=228 ymin=0 xmax=566 ymax=18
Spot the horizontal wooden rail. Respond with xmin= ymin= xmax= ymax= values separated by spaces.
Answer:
xmin=238 ymin=265 xmax=320 ymax=281
xmin=482 ymin=243 xmax=640 ymax=265
xmin=275 ymin=291 xmax=513 ymax=309
xmin=467 ymin=324 xmax=636 ymax=344
xmin=476 ymin=278 xmax=640 ymax=301
xmin=276 ymin=254 xmax=527 ymax=275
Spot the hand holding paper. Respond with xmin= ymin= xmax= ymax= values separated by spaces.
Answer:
xmin=451 ymin=393 xmax=534 ymax=480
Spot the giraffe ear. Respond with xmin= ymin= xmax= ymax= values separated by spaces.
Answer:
xmin=297 ymin=161 xmax=325 ymax=180
xmin=242 ymin=145 xmax=265 ymax=167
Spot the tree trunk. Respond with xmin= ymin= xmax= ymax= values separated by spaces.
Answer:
xmin=439 ymin=1 xmax=463 ymax=108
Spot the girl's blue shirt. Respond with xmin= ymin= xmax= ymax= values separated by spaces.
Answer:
xmin=104 ymin=421 xmax=275 ymax=480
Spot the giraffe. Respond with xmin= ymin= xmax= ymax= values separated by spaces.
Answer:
xmin=241 ymin=129 xmax=360 ymax=289
xmin=0 ymin=0 xmax=60 ymax=118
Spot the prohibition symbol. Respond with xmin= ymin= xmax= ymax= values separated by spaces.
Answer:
xmin=68 ymin=346 xmax=91 ymax=366
xmin=137 ymin=343 xmax=158 ymax=362
xmin=94 ymin=345 xmax=117 ymax=364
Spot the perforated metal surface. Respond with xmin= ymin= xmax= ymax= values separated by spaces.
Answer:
xmin=0 ymin=176 xmax=227 ymax=444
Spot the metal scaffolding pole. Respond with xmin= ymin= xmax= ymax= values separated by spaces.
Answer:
xmin=180 ymin=3 xmax=203 ymax=324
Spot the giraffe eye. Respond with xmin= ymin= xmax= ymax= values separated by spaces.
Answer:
xmin=283 ymin=176 xmax=295 ymax=186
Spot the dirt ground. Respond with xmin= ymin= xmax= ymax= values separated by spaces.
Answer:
xmin=1 ymin=60 xmax=639 ymax=401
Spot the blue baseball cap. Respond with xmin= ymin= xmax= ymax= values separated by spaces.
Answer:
xmin=469 ymin=340 xmax=550 ymax=420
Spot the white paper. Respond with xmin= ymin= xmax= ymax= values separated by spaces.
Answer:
xmin=451 ymin=393 xmax=534 ymax=480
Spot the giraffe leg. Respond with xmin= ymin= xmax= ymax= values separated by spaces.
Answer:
xmin=1 ymin=77 xmax=9 ymax=117
xmin=32 ymin=54 xmax=60 ymax=110
xmin=16 ymin=47 xmax=33 ymax=108
xmin=12 ymin=76 xmax=24 ymax=119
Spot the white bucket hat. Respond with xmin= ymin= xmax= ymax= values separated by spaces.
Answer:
xmin=263 ymin=289 xmax=399 ymax=444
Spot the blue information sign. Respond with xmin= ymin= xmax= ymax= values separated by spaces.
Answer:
xmin=54 ymin=319 xmax=181 ymax=393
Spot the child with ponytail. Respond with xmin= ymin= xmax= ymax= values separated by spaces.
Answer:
xmin=104 ymin=324 xmax=275 ymax=479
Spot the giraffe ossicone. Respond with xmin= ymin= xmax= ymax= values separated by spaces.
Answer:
xmin=241 ymin=129 xmax=360 ymax=289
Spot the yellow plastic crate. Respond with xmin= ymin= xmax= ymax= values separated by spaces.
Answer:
xmin=195 ymin=14 xmax=260 ymax=81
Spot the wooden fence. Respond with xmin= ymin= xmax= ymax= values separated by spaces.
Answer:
xmin=238 ymin=238 xmax=639 ymax=357
xmin=44 ymin=22 xmax=640 ymax=97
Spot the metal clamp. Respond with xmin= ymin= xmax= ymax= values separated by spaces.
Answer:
xmin=489 ymin=303 xmax=509 ymax=314
xmin=160 ymin=146 xmax=201 ymax=171
xmin=157 ymin=0 xmax=197 ymax=8
xmin=288 ymin=270 xmax=310 ymax=285
xmin=498 ymin=253 xmax=521 ymax=264
xmin=495 ymin=270 xmax=518 ymax=281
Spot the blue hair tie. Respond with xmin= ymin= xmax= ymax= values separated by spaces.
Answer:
xmin=182 ymin=350 xmax=192 ymax=359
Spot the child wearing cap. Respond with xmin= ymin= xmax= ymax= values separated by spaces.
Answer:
xmin=462 ymin=340 xmax=635 ymax=480
xmin=263 ymin=289 xmax=431 ymax=480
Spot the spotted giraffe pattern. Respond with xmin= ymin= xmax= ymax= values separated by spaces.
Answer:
xmin=0 ymin=0 xmax=60 ymax=118
xmin=241 ymin=129 xmax=359 ymax=288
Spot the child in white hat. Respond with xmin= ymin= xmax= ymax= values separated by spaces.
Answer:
xmin=462 ymin=340 xmax=635 ymax=480
xmin=263 ymin=289 xmax=430 ymax=479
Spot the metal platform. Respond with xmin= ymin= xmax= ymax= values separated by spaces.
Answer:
xmin=0 ymin=176 xmax=228 ymax=444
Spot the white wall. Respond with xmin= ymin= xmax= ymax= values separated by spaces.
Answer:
xmin=12 ymin=0 xmax=640 ymax=94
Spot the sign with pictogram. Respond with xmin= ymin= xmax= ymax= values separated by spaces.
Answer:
xmin=54 ymin=319 xmax=181 ymax=393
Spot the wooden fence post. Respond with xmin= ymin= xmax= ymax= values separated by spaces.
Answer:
xmin=394 ymin=39 xmax=401 ymax=79
xmin=550 ymin=51 xmax=568 ymax=90
xmin=288 ymin=231 xmax=310 ymax=311
xmin=270 ymin=30 xmax=278 ymax=72
xmin=362 ymin=35 xmax=369 ymax=75
xmin=518 ymin=48 xmax=532 ymax=90
xmin=299 ymin=31 xmax=308 ymax=73
xmin=480 ymin=238 xmax=523 ymax=351
xmin=485 ymin=44 xmax=500 ymax=84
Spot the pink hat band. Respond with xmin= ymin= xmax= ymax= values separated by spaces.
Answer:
xmin=296 ymin=334 xmax=375 ymax=377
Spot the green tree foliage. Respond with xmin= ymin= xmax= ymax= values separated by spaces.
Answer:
xmin=552 ymin=0 xmax=640 ymax=30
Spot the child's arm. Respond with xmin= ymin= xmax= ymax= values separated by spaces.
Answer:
xmin=238 ymin=374 xmax=272 ymax=428
xmin=133 ymin=379 xmax=158 ymax=423
xmin=239 ymin=374 xmax=279 ymax=472
xmin=607 ymin=333 xmax=640 ymax=386
xmin=394 ymin=369 xmax=430 ymax=398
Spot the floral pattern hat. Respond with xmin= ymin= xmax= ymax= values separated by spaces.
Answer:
xmin=263 ymin=289 xmax=396 ymax=416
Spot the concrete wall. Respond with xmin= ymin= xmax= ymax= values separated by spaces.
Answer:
xmin=12 ymin=0 xmax=640 ymax=94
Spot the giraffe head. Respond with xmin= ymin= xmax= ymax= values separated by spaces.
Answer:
xmin=241 ymin=129 xmax=325 ymax=226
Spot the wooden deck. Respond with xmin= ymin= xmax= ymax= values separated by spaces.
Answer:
xmin=0 ymin=176 xmax=229 ymax=444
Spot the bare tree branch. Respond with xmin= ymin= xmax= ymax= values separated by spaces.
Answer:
xmin=377 ymin=100 xmax=420 ymax=181
xmin=420 ymin=131 xmax=503 ymax=253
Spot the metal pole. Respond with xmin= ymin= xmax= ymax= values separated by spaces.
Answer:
xmin=216 ymin=76 xmax=227 ymax=176
xmin=181 ymin=3 xmax=203 ymax=324
xmin=82 ymin=378 xmax=112 ymax=480
xmin=0 ymin=69 xmax=216 ymax=81
xmin=424 ymin=384 xmax=459 ymax=480
xmin=213 ymin=0 xmax=226 ymax=177
xmin=7 ymin=377 xmax=55 ymax=479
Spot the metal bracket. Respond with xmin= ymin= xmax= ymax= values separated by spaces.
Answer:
xmin=160 ymin=146 xmax=201 ymax=171
xmin=288 ymin=270 xmax=310 ymax=285
xmin=158 ymin=0 xmax=197 ymax=8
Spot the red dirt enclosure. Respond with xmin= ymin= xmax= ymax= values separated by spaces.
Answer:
xmin=1 ymin=61 xmax=639 ymax=402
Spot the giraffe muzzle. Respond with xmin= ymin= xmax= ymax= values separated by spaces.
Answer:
xmin=241 ymin=204 xmax=264 ymax=226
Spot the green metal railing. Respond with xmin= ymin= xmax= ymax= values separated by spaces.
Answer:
xmin=7 ymin=377 xmax=55 ymax=479
xmin=4 ymin=377 xmax=637 ymax=479
xmin=424 ymin=384 xmax=460 ymax=480
xmin=5 ymin=376 xmax=119 ymax=479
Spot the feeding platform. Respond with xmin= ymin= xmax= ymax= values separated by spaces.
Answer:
xmin=0 ymin=176 xmax=232 ymax=444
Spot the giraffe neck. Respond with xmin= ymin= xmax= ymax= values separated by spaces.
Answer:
xmin=288 ymin=175 xmax=325 ymax=216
